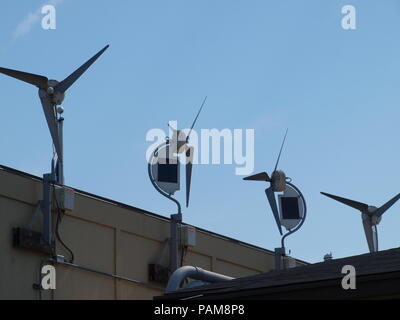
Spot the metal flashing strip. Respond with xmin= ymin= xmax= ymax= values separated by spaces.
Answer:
xmin=55 ymin=259 xmax=164 ymax=291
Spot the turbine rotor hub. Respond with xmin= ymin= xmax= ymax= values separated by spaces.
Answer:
xmin=47 ymin=87 xmax=54 ymax=95
xmin=47 ymin=79 xmax=65 ymax=105
xmin=367 ymin=205 xmax=378 ymax=214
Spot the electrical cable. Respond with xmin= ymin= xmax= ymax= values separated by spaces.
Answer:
xmin=52 ymin=184 xmax=74 ymax=263
xmin=180 ymin=246 xmax=184 ymax=266
xmin=180 ymin=245 xmax=190 ymax=287
xmin=180 ymin=244 xmax=188 ymax=266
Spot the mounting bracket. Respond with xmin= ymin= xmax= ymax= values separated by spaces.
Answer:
xmin=12 ymin=172 xmax=55 ymax=255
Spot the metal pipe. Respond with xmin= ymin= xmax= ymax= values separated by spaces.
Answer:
xmin=185 ymin=280 xmax=209 ymax=289
xmin=42 ymin=173 xmax=52 ymax=245
xmin=34 ymin=257 xmax=164 ymax=299
xmin=166 ymin=266 xmax=234 ymax=293
xmin=274 ymin=247 xmax=285 ymax=271
xmin=170 ymin=213 xmax=182 ymax=273
xmin=53 ymin=259 xmax=164 ymax=291
xmin=57 ymin=117 xmax=64 ymax=185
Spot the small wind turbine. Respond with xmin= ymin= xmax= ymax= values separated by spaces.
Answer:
xmin=243 ymin=130 xmax=307 ymax=271
xmin=150 ymin=96 xmax=207 ymax=208
xmin=0 ymin=45 xmax=109 ymax=183
xmin=148 ymin=96 xmax=207 ymax=272
xmin=243 ymin=129 xmax=289 ymax=235
xmin=170 ymin=96 xmax=206 ymax=207
xmin=321 ymin=192 xmax=400 ymax=253
xmin=0 ymin=45 xmax=109 ymax=249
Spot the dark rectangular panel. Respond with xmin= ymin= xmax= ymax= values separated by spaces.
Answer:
xmin=158 ymin=159 xmax=178 ymax=183
xmin=281 ymin=197 xmax=300 ymax=219
xmin=12 ymin=227 xmax=54 ymax=254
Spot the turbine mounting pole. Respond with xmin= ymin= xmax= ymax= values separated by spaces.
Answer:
xmin=41 ymin=172 xmax=54 ymax=246
xmin=56 ymin=115 xmax=64 ymax=185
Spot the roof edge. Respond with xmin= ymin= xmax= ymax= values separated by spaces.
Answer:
xmin=0 ymin=164 xmax=309 ymax=264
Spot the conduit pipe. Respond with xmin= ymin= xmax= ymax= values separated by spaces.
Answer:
xmin=166 ymin=266 xmax=234 ymax=293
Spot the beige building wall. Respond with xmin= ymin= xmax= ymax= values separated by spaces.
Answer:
xmin=0 ymin=166 xmax=305 ymax=300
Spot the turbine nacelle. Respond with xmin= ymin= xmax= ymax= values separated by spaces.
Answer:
xmin=41 ymin=80 xmax=65 ymax=106
xmin=367 ymin=205 xmax=378 ymax=214
xmin=168 ymin=126 xmax=189 ymax=154
xmin=271 ymin=170 xmax=286 ymax=192
xmin=45 ymin=80 xmax=65 ymax=105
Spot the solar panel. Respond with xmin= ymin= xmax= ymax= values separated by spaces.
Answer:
xmin=281 ymin=197 xmax=300 ymax=219
xmin=158 ymin=160 xmax=178 ymax=183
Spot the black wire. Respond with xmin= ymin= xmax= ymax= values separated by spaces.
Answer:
xmin=180 ymin=245 xmax=188 ymax=266
xmin=180 ymin=246 xmax=190 ymax=287
xmin=52 ymin=184 xmax=74 ymax=263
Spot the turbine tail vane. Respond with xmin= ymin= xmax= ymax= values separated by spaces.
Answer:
xmin=243 ymin=172 xmax=271 ymax=182
xmin=265 ymin=187 xmax=283 ymax=235
xmin=55 ymin=45 xmax=109 ymax=93
xmin=185 ymin=146 xmax=194 ymax=207
xmin=0 ymin=67 xmax=48 ymax=89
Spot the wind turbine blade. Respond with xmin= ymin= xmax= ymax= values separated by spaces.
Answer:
xmin=185 ymin=146 xmax=194 ymax=207
xmin=320 ymin=192 xmax=369 ymax=212
xmin=362 ymin=216 xmax=376 ymax=253
xmin=55 ymin=45 xmax=109 ymax=93
xmin=39 ymin=93 xmax=62 ymax=161
xmin=0 ymin=67 xmax=48 ymax=89
xmin=265 ymin=187 xmax=283 ymax=235
xmin=187 ymin=96 xmax=207 ymax=141
xmin=375 ymin=193 xmax=400 ymax=217
xmin=273 ymin=129 xmax=288 ymax=172
xmin=243 ymin=172 xmax=271 ymax=182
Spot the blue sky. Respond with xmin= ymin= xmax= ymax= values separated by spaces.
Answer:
xmin=0 ymin=0 xmax=399 ymax=263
